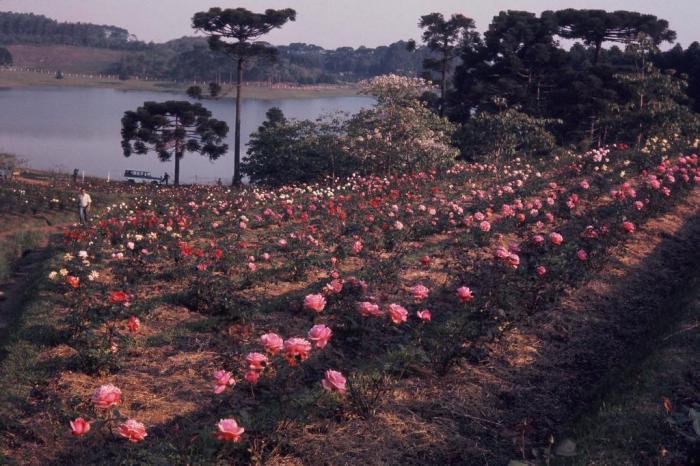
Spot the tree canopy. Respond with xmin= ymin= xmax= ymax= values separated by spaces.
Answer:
xmin=409 ymin=13 xmax=478 ymax=116
xmin=192 ymin=7 xmax=297 ymax=186
xmin=121 ymin=101 xmax=229 ymax=185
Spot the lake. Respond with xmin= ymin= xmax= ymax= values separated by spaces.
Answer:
xmin=0 ymin=87 xmax=373 ymax=183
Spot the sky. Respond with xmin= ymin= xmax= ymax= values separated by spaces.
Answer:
xmin=1 ymin=0 xmax=699 ymax=49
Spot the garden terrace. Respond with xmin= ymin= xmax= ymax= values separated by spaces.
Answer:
xmin=0 ymin=145 xmax=699 ymax=464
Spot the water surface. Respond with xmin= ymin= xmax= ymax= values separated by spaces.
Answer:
xmin=0 ymin=86 xmax=373 ymax=183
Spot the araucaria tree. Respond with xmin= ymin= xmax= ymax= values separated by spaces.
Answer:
xmin=121 ymin=101 xmax=229 ymax=186
xmin=192 ymin=7 xmax=296 ymax=185
xmin=408 ymin=13 xmax=477 ymax=116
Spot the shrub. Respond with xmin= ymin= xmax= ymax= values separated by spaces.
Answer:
xmin=345 ymin=74 xmax=459 ymax=175
xmin=456 ymin=106 xmax=559 ymax=161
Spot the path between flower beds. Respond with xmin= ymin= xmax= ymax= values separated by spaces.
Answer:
xmin=288 ymin=188 xmax=700 ymax=465
xmin=0 ymin=249 xmax=48 ymax=332
xmin=0 ymin=224 xmax=68 ymax=335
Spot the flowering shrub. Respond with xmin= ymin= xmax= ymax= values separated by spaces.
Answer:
xmin=345 ymin=74 xmax=459 ymax=175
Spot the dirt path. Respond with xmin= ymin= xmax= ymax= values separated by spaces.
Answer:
xmin=0 ymin=222 xmax=68 ymax=335
xmin=0 ymin=221 xmax=71 ymax=241
xmin=0 ymin=248 xmax=49 ymax=333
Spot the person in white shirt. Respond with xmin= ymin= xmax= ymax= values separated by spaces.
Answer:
xmin=78 ymin=188 xmax=92 ymax=224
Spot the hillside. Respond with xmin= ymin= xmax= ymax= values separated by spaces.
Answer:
xmin=0 ymin=11 xmax=428 ymax=85
xmin=5 ymin=44 xmax=128 ymax=74
xmin=0 ymin=145 xmax=698 ymax=464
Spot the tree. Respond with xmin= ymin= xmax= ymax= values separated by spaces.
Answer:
xmin=408 ymin=13 xmax=477 ymax=116
xmin=449 ymin=11 xmax=565 ymax=121
xmin=456 ymin=102 xmax=559 ymax=161
xmin=192 ymin=7 xmax=296 ymax=185
xmin=551 ymin=9 xmax=676 ymax=64
xmin=208 ymin=82 xmax=222 ymax=98
xmin=0 ymin=47 xmax=12 ymax=66
xmin=121 ymin=101 xmax=229 ymax=186
xmin=345 ymin=75 xmax=458 ymax=175
xmin=609 ymin=34 xmax=700 ymax=148
xmin=186 ymin=85 xmax=203 ymax=99
xmin=242 ymin=107 xmax=353 ymax=186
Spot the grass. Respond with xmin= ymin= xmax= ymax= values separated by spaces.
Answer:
xmin=0 ymin=251 xmax=58 ymax=446
xmin=562 ymin=269 xmax=700 ymax=464
xmin=0 ymin=230 xmax=43 ymax=281
xmin=0 ymin=69 xmax=360 ymax=100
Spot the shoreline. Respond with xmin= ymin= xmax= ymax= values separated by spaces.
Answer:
xmin=0 ymin=69 xmax=361 ymax=100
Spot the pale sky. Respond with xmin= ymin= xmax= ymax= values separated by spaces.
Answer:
xmin=0 ymin=0 xmax=698 ymax=49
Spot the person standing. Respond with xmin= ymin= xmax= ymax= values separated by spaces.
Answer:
xmin=163 ymin=172 xmax=170 ymax=185
xmin=73 ymin=168 xmax=79 ymax=184
xmin=78 ymin=188 xmax=92 ymax=224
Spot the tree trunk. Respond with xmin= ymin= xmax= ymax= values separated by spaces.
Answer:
xmin=594 ymin=41 xmax=602 ymax=65
xmin=174 ymin=116 xmax=181 ymax=186
xmin=174 ymin=150 xmax=181 ymax=186
xmin=440 ymin=55 xmax=448 ymax=117
xmin=232 ymin=57 xmax=243 ymax=186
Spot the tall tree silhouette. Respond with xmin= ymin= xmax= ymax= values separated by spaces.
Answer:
xmin=408 ymin=13 xmax=477 ymax=116
xmin=121 ymin=101 xmax=229 ymax=186
xmin=192 ymin=7 xmax=296 ymax=185
xmin=551 ymin=9 xmax=676 ymax=64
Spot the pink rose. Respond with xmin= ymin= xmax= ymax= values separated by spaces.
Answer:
xmin=260 ymin=332 xmax=284 ymax=355
xmin=245 ymin=352 xmax=268 ymax=371
xmin=577 ymin=249 xmax=588 ymax=261
xmin=536 ymin=265 xmax=546 ymax=276
xmin=304 ymin=294 xmax=326 ymax=313
xmin=307 ymin=324 xmax=332 ymax=349
xmin=283 ymin=338 xmax=312 ymax=366
xmin=118 ymin=419 xmax=147 ymax=443
xmin=321 ymin=369 xmax=347 ymax=394
xmin=387 ymin=303 xmax=408 ymax=324
xmin=416 ymin=310 xmax=431 ymax=321
xmin=91 ymin=384 xmax=121 ymax=409
xmin=215 ymin=418 xmax=245 ymax=442
xmin=479 ymin=220 xmax=491 ymax=232
xmin=549 ymin=232 xmax=563 ymax=245
xmin=410 ymin=284 xmax=430 ymax=302
xmin=352 ymin=241 xmax=363 ymax=254
xmin=323 ymin=279 xmax=343 ymax=295
xmin=213 ymin=370 xmax=235 ymax=394
xmin=622 ymin=221 xmax=635 ymax=234
xmin=69 ymin=417 xmax=91 ymax=437
xmin=456 ymin=286 xmax=474 ymax=303
xmin=356 ymin=301 xmax=381 ymax=317
xmin=244 ymin=370 xmax=260 ymax=383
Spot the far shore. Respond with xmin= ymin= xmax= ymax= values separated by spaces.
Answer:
xmin=0 ymin=69 xmax=361 ymax=100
